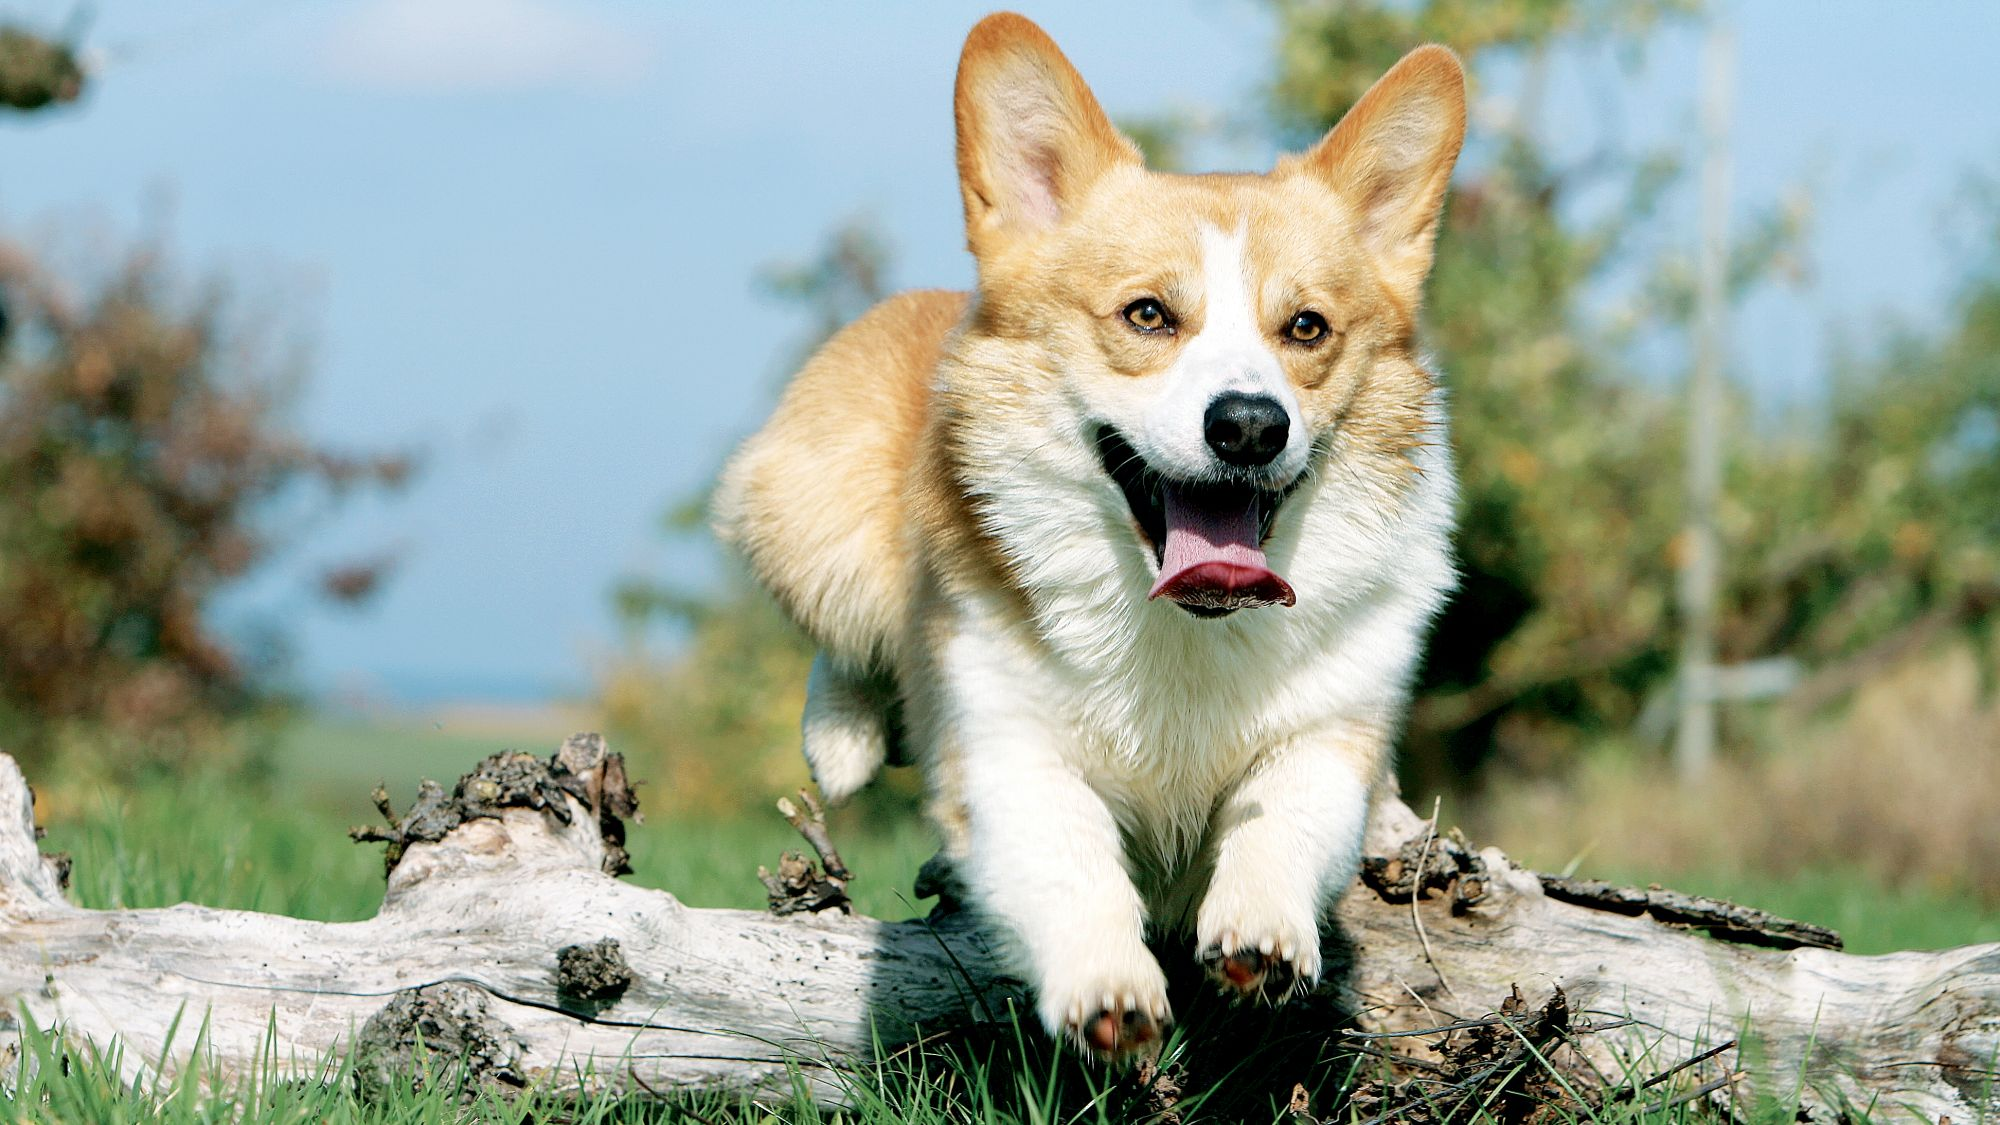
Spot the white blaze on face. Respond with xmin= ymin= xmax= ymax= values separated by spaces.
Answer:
xmin=1134 ymin=223 xmax=1308 ymax=481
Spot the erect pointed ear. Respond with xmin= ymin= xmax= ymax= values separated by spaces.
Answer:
xmin=954 ymin=12 xmax=1141 ymax=252
xmin=1298 ymin=45 xmax=1467 ymax=296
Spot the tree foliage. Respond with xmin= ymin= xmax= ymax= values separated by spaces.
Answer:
xmin=0 ymin=24 xmax=411 ymax=767
xmin=1264 ymin=0 xmax=1996 ymax=787
xmin=0 ymin=240 xmax=411 ymax=766
xmin=0 ymin=24 xmax=83 ymax=111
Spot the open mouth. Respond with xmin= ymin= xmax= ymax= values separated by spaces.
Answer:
xmin=1095 ymin=426 xmax=1298 ymax=618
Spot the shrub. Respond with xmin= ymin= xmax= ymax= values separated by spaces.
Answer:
xmin=0 ymin=237 xmax=408 ymax=767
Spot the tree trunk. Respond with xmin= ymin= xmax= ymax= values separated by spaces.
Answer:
xmin=0 ymin=738 xmax=1993 ymax=1119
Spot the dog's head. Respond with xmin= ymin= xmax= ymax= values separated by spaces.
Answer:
xmin=950 ymin=13 xmax=1464 ymax=618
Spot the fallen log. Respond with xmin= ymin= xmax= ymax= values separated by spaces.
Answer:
xmin=0 ymin=735 xmax=1993 ymax=1119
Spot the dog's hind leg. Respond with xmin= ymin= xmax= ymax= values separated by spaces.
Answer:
xmin=802 ymin=653 xmax=898 ymax=803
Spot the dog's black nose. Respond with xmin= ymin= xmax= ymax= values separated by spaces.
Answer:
xmin=1204 ymin=393 xmax=1290 ymax=467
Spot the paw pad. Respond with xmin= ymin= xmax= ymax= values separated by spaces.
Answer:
xmin=1082 ymin=1004 xmax=1160 ymax=1057
xmin=1200 ymin=943 xmax=1306 ymax=1004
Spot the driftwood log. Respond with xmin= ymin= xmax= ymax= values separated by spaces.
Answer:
xmin=0 ymin=736 xmax=1994 ymax=1119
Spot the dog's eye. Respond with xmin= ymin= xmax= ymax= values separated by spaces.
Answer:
xmin=1122 ymin=298 xmax=1173 ymax=334
xmin=1285 ymin=311 xmax=1330 ymax=344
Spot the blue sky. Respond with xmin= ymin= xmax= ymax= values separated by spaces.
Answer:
xmin=1 ymin=1 xmax=1994 ymax=704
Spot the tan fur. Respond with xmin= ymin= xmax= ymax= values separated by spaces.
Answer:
xmin=717 ymin=13 xmax=1466 ymax=1057
xmin=954 ymin=13 xmax=1141 ymax=254
xmin=714 ymin=289 xmax=966 ymax=674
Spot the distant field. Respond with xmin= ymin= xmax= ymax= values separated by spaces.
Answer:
xmin=269 ymin=710 xmax=593 ymax=817
xmin=43 ymin=709 xmax=942 ymax=921
xmin=41 ymin=762 xmax=939 ymax=924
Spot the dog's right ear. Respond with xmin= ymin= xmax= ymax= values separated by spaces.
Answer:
xmin=954 ymin=12 xmax=1140 ymax=254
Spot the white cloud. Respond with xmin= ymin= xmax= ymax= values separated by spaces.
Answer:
xmin=321 ymin=0 xmax=657 ymax=94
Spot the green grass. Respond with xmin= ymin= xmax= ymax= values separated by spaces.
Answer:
xmin=41 ymin=764 xmax=938 ymax=925
xmin=1 ymin=992 xmax=1877 ymax=1125
xmin=1579 ymin=864 xmax=2000 ymax=956
xmin=3 ymin=1014 xmax=747 ymax=1124
xmin=271 ymin=715 xmax=538 ymax=812
xmin=14 ymin=719 xmax=1994 ymax=1123
xmin=48 ymin=773 xmax=384 ymax=920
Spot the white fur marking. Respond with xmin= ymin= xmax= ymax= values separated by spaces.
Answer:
xmin=1130 ymin=224 xmax=1310 ymax=481
xmin=801 ymin=654 xmax=890 ymax=803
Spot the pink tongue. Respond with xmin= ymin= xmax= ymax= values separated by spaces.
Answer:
xmin=1147 ymin=486 xmax=1296 ymax=612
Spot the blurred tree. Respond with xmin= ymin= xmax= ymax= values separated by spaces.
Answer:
xmin=0 ymin=239 xmax=413 ymax=768
xmin=1267 ymin=0 xmax=1718 ymax=786
xmin=1270 ymin=0 xmax=1994 ymax=790
xmin=0 ymin=23 xmax=84 ymax=111
xmin=1759 ymin=205 xmax=2000 ymax=709
xmin=0 ymin=30 xmax=412 ymax=768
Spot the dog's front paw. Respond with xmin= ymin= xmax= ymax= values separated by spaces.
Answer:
xmin=1037 ymin=951 xmax=1172 ymax=1062
xmin=1196 ymin=899 xmax=1322 ymax=1004
xmin=1198 ymin=941 xmax=1314 ymax=1003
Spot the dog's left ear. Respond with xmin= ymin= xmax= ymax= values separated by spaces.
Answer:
xmin=1297 ymin=45 xmax=1467 ymax=299
xmin=954 ymin=12 xmax=1141 ymax=255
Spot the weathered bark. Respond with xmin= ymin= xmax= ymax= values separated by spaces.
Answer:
xmin=0 ymin=737 xmax=1993 ymax=1120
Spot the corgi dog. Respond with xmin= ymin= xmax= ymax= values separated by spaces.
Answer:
xmin=716 ymin=13 xmax=1464 ymax=1059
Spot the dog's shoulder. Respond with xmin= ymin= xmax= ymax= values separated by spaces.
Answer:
xmin=714 ymin=288 xmax=968 ymax=670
